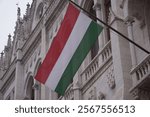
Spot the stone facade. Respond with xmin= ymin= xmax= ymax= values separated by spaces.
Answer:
xmin=0 ymin=0 xmax=150 ymax=100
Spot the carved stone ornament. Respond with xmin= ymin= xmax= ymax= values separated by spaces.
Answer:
xmin=107 ymin=76 xmax=116 ymax=89
xmin=98 ymin=91 xmax=105 ymax=100
xmin=88 ymin=87 xmax=97 ymax=100
xmin=131 ymin=88 xmax=150 ymax=100
xmin=107 ymin=67 xmax=116 ymax=89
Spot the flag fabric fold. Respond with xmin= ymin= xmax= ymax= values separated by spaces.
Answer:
xmin=35 ymin=3 xmax=103 ymax=95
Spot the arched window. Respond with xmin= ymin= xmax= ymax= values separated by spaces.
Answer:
xmin=26 ymin=76 xmax=35 ymax=100
xmin=36 ymin=3 xmax=44 ymax=20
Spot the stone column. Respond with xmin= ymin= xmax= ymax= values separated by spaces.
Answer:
xmin=125 ymin=16 xmax=137 ymax=68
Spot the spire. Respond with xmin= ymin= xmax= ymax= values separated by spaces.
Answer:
xmin=0 ymin=51 xmax=4 ymax=65
xmin=27 ymin=2 xmax=30 ymax=7
xmin=26 ymin=3 xmax=30 ymax=16
xmin=17 ymin=7 xmax=21 ymax=20
xmin=0 ymin=51 xmax=4 ymax=59
xmin=7 ymin=34 xmax=12 ymax=47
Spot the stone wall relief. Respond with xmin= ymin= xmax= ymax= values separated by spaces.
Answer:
xmin=88 ymin=87 xmax=105 ymax=100
xmin=97 ymin=91 xmax=105 ymax=100
xmin=106 ymin=67 xmax=116 ymax=89
xmin=88 ymin=87 xmax=97 ymax=100
xmin=131 ymin=88 xmax=150 ymax=100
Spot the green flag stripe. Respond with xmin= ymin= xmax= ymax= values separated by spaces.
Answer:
xmin=55 ymin=21 xmax=103 ymax=95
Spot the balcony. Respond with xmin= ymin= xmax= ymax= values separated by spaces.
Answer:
xmin=130 ymin=55 xmax=150 ymax=99
xmin=81 ymin=41 xmax=112 ymax=88
xmin=59 ymin=41 xmax=112 ymax=100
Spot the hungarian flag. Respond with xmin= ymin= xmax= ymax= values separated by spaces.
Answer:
xmin=35 ymin=3 xmax=103 ymax=95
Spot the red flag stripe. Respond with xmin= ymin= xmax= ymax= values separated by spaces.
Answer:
xmin=35 ymin=4 xmax=80 ymax=83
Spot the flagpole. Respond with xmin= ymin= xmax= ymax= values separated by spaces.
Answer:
xmin=69 ymin=0 xmax=150 ymax=54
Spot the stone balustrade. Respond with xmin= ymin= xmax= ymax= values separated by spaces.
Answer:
xmin=101 ymin=42 xmax=112 ymax=62
xmin=130 ymin=55 xmax=150 ymax=99
xmin=131 ymin=55 xmax=150 ymax=83
xmin=81 ymin=41 xmax=112 ymax=86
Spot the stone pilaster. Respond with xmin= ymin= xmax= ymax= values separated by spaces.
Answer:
xmin=110 ymin=0 xmax=133 ymax=99
xmin=14 ymin=40 xmax=24 ymax=99
xmin=125 ymin=16 xmax=137 ymax=68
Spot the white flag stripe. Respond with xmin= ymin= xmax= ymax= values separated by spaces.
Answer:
xmin=45 ymin=12 xmax=92 ymax=90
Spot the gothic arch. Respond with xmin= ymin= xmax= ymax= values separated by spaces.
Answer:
xmin=35 ymin=2 xmax=44 ymax=20
xmin=24 ymin=72 xmax=35 ymax=100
